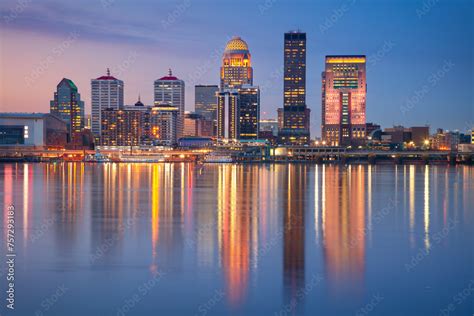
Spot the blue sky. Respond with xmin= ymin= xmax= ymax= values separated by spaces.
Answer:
xmin=0 ymin=0 xmax=472 ymax=136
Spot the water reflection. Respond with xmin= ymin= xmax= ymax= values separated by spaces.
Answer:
xmin=322 ymin=165 xmax=365 ymax=298
xmin=0 ymin=163 xmax=472 ymax=315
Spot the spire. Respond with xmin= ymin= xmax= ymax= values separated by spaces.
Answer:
xmin=107 ymin=68 xmax=110 ymax=76
xmin=138 ymin=93 xmax=141 ymax=102
xmin=168 ymin=68 xmax=172 ymax=76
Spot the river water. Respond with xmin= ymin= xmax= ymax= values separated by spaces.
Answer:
xmin=0 ymin=163 xmax=472 ymax=315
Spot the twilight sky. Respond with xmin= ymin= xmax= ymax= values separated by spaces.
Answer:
xmin=0 ymin=0 xmax=472 ymax=136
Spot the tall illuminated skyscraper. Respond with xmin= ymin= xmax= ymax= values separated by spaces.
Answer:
xmin=50 ymin=78 xmax=84 ymax=142
xmin=218 ymin=37 xmax=259 ymax=140
xmin=322 ymin=56 xmax=367 ymax=147
xmin=91 ymin=69 xmax=124 ymax=139
xmin=154 ymin=69 xmax=185 ymax=138
xmin=279 ymin=31 xmax=310 ymax=145
xmin=220 ymin=36 xmax=253 ymax=90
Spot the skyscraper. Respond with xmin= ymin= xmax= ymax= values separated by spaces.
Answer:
xmin=279 ymin=31 xmax=310 ymax=145
xmin=218 ymin=37 xmax=259 ymax=140
xmin=91 ymin=69 xmax=124 ymax=140
xmin=195 ymin=85 xmax=218 ymax=119
xmin=238 ymin=85 xmax=260 ymax=139
xmin=154 ymin=69 xmax=185 ymax=138
xmin=220 ymin=36 xmax=253 ymax=90
xmin=322 ymin=56 xmax=367 ymax=147
xmin=50 ymin=78 xmax=84 ymax=142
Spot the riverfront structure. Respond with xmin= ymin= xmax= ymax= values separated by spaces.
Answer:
xmin=279 ymin=31 xmax=310 ymax=145
xmin=322 ymin=56 xmax=367 ymax=147
xmin=91 ymin=69 xmax=124 ymax=140
xmin=218 ymin=37 xmax=260 ymax=140
xmin=49 ymin=78 xmax=84 ymax=142
xmin=0 ymin=113 xmax=67 ymax=148
xmin=154 ymin=70 xmax=185 ymax=139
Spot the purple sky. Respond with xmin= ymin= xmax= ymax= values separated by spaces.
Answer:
xmin=0 ymin=0 xmax=472 ymax=136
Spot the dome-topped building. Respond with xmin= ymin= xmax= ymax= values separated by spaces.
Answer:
xmin=220 ymin=36 xmax=253 ymax=90
xmin=224 ymin=36 xmax=249 ymax=52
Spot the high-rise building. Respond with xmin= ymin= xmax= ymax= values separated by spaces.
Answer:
xmin=101 ymin=107 xmax=144 ymax=147
xmin=50 ymin=78 xmax=84 ymax=142
xmin=195 ymin=85 xmax=218 ymax=121
xmin=220 ymin=36 xmax=253 ymax=90
xmin=154 ymin=69 xmax=185 ymax=139
xmin=322 ymin=56 xmax=367 ymax=147
xmin=279 ymin=31 xmax=310 ymax=145
xmin=183 ymin=112 xmax=214 ymax=137
xmin=91 ymin=69 xmax=124 ymax=140
xmin=149 ymin=104 xmax=179 ymax=146
xmin=217 ymin=37 xmax=259 ymax=140
xmin=237 ymin=85 xmax=260 ymax=139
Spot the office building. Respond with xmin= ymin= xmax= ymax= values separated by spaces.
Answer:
xmin=149 ymin=104 xmax=179 ymax=146
xmin=220 ymin=36 xmax=253 ymax=90
xmin=195 ymin=85 xmax=218 ymax=121
xmin=0 ymin=113 xmax=67 ymax=149
xmin=280 ymin=31 xmax=310 ymax=145
xmin=91 ymin=69 xmax=124 ymax=139
xmin=100 ymin=106 xmax=144 ymax=147
xmin=217 ymin=37 xmax=260 ymax=140
xmin=154 ymin=69 xmax=185 ymax=139
xmin=50 ymin=78 xmax=84 ymax=142
xmin=322 ymin=55 xmax=367 ymax=147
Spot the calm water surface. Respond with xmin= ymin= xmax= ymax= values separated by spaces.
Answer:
xmin=0 ymin=163 xmax=473 ymax=315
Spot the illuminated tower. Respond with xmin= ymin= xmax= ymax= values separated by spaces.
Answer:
xmin=91 ymin=69 xmax=124 ymax=140
xmin=279 ymin=31 xmax=310 ymax=145
xmin=218 ymin=37 xmax=259 ymax=140
xmin=322 ymin=56 xmax=367 ymax=147
xmin=220 ymin=36 xmax=253 ymax=90
xmin=50 ymin=78 xmax=84 ymax=142
xmin=154 ymin=69 xmax=185 ymax=139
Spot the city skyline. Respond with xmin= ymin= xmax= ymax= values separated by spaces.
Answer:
xmin=0 ymin=0 xmax=472 ymax=137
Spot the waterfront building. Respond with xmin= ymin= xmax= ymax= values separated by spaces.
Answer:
xmin=220 ymin=36 xmax=253 ymax=90
xmin=50 ymin=78 xmax=85 ymax=142
xmin=0 ymin=113 xmax=67 ymax=149
xmin=91 ymin=69 xmax=124 ymax=139
xmin=217 ymin=37 xmax=259 ymax=140
xmin=154 ymin=69 xmax=185 ymax=139
xmin=432 ymin=129 xmax=460 ymax=151
xmin=183 ymin=112 xmax=213 ymax=137
xmin=260 ymin=119 xmax=279 ymax=137
xmin=195 ymin=84 xmax=218 ymax=121
xmin=100 ymin=106 xmax=144 ymax=147
xmin=149 ymin=103 xmax=179 ymax=146
xmin=279 ymin=31 xmax=310 ymax=145
xmin=322 ymin=55 xmax=367 ymax=147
